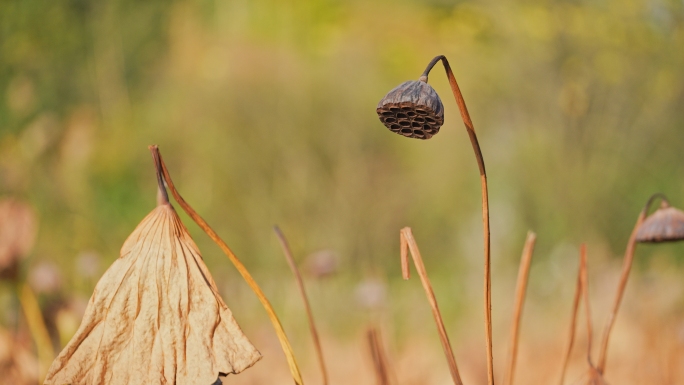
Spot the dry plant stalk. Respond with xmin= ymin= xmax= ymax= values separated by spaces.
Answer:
xmin=557 ymin=249 xmax=584 ymax=385
xmin=502 ymin=231 xmax=536 ymax=385
xmin=558 ymin=244 xmax=605 ymax=385
xmin=367 ymin=326 xmax=392 ymax=385
xmin=151 ymin=146 xmax=304 ymax=384
xmin=579 ymin=245 xmax=593 ymax=367
xmin=378 ymin=55 xmax=493 ymax=385
xmin=424 ymin=55 xmax=494 ymax=385
xmin=400 ymin=227 xmax=464 ymax=385
xmin=580 ymin=245 xmax=607 ymax=385
xmin=595 ymin=193 xmax=684 ymax=378
xmin=44 ymin=151 xmax=261 ymax=384
xmin=595 ymin=209 xmax=646 ymax=374
xmin=596 ymin=194 xmax=684 ymax=375
xmin=595 ymin=193 xmax=665 ymax=373
xmin=19 ymin=283 xmax=55 ymax=382
xmin=273 ymin=226 xmax=328 ymax=385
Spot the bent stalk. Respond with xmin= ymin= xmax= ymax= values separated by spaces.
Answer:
xmin=274 ymin=226 xmax=328 ymax=385
xmin=503 ymin=231 xmax=537 ymax=385
xmin=422 ymin=55 xmax=494 ymax=385
xmin=595 ymin=193 xmax=664 ymax=373
xmin=150 ymin=145 xmax=304 ymax=385
xmin=400 ymin=227 xmax=464 ymax=385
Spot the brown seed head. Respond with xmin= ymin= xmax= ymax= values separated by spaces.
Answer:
xmin=635 ymin=200 xmax=684 ymax=243
xmin=376 ymin=80 xmax=444 ymax=139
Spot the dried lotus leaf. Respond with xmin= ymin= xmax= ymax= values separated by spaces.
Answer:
xmin=44 ymin=203 xmax=261 ymax=385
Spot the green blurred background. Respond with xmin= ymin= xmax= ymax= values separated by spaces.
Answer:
xmin=1 ymin=0 xmax=684 ymax=383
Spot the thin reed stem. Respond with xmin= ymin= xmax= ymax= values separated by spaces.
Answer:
xmin=558 ymin=249 xmax=583 ymax=385
xmin=18 ymin=282 xmax=55 ymax=383
xmin=502 ymin=231 xmax=537 ymax=385
xmin=367 ymin=326 xmax=392 ymax=385
xmin=579 ymin=244 xmax=593 ymax=367
xmin=274 ymin=226 xmax=328 ymax=385
xmin=400 ymin=227 xmax=464 ymax=385
xmin=595 ymin=193 xmax=665 ymax=373
xmin=423 ymin=55 xmax=494 ymax=385
xmin=149 ymin=145 xmax=304 ymax=385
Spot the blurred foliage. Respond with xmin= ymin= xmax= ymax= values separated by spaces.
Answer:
xmin=1 ymin=0 xmax=684 ymax=345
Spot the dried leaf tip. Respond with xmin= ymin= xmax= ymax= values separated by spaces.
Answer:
xmin=44 ymin=149 xmax=261 ymax=385
xmin=635 ymin=197 xmax=684 ymax=243
xmin=149 ymin=144 xmax=170 ymax=206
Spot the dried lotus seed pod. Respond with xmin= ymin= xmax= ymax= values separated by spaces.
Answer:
xmin=376 ymin=80 xmax=444 ymax=140
xmin=635 ymin=200 xmax=684 ymax=243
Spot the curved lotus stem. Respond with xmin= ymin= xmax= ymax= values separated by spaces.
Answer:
xmin=557 ymin=246 xmax=584 ymax=385
xmin=595 ymin=192 xmax=666 ymax=373
xmin=422 ymin=55 xmax=493 ymax=385
xmin=150 ymin=146 xmax=304 ymax=385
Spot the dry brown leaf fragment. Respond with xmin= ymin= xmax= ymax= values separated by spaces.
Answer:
xmin=44 ymin=202 xmax=261 ymax=385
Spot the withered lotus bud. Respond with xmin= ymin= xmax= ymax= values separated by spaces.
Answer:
xmin=635 ymin=200 xmax=684 ymax=243
xmin=376 ymin=79 xmax=444 ymax=140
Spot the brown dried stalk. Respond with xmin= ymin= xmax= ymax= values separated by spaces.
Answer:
xmin=502 ymin=231 xmax=537 ymax=385
xmin=150 ymin=145 xmax=304 ymax=385
xmin=421 ymin=55 xmax=495 ymax=385
xmin=595 ymin=193 xmax=663 ymax=373
xmin=367 ymin=326 xmax=392 ymax=385
xmin=558 ymin=249 xmax=584 ymax=385
xmin=18 ymin=283 xmax=55 ymax=382
xmin=400 ymin=227 xmax=463 ymax=385
xmin=377 ymin=55 xmax=492 ymax=384
xmin=579 ymin=245 xmax=593 ymax=367
xmin=273 ymin=226 xmax=328 ymax=385
xmin=581 ymin=245 xmax=608 ymax=385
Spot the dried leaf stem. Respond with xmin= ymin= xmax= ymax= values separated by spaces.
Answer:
xmin=367 ymin=326 xmax=392 ymax=385
xmin=18 ymin=282 xmax=55 ymax=382
xmin=273 ymin=226 xmax=328 ymax=385
xmin=400 ymin=227 xmax=464 ymax=385
xmin=596 ymin=193 xmax=664 ymax=374
xmin=149 ymin=145 xmax=304 ymax=385
xmin=557 ymin=249 xmax=584 ymax=385
xmin=502 ymin=231 xmax=537 ymax=385
xmin=580 ymin=246 xmax=607 ymax=385
xmin=423 ymin=55 xmax=494 ymax=385
xmin=579 ymin=245 xmax=593 ymax=367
